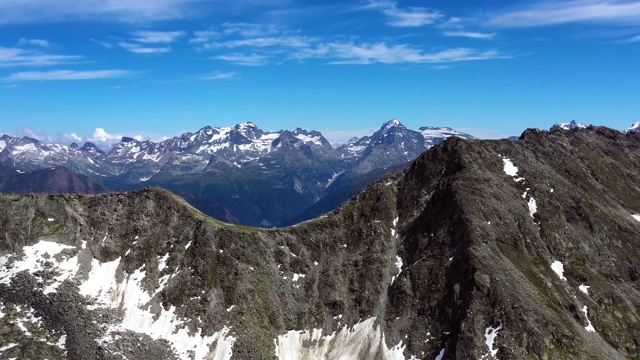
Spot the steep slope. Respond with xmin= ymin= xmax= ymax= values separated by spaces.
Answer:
xmin=1 ymin=127 xmax=638 ymax=360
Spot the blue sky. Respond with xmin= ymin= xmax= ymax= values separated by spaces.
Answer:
xmin=1 ymin=0 xmax=639 ymax=146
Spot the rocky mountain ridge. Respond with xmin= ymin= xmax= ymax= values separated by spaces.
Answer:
xmin=0 ymin=126 xmax=639 ymax=359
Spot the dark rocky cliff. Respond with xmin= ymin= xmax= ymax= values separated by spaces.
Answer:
xmin=0 ymin=126 xmax=639 ymax=359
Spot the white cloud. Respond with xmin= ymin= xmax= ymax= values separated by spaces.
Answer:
xmin=0 ymin=47 xmax=82 ymax=67
xmin=320 ymin=42 xmax=507 ymax=65
xmin=488 ymin=0 xmax=640 ymax=28
xmin=4 ymin=69 xmax=133 ymax=81
xmin=17 ymin=38 xmax=50 ymax=47
xmin=90 ymin=128 xmax=122 ymax=143
xmin=443 ymin=31 xmax=496 ymax=39
xmin=131 ymin=30 xmax=186 ymax=43
xmin=202 ymin=71 xmax=237 ymax=80
xmin=365 ymin=0 xmax=442 ymax=27
xmin=118 ymin=42 xmax=172 ymax=54
xmin=214 ymin=53 xmax=269 ymax=66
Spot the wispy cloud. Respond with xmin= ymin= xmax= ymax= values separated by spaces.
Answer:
xmin=0 ymin=47 xmax=81 ymax=67
xmin=0 ymin=0 xmax=204 ymax=24
xmin=91 ymin=39 xmax=115 ymax=49
xmin=190 ymin=31 xmax=221 ymax=43
xmin=17 ymin=38 xmax=50 ymax=48
xmin=201 ymin=35 xmax=316 ymax=49
xmin=364 ymin=0 xmax=442 ymax=27
xmin=222 ymin=22 xmax=282 ymax=37
xmin=131 ymin=30 xmax=186 ymax=43
xmin=315 ymin=42 xmax=507 ymax=65
xmin=4 ymin=69 xmax=134 ymax=81
xmin=0 ymin=0 xmax=290 ymax=24
xmin=443 ymin=31 xmax=496 ymax=39
xmin=118 ymin=42 xmax=172 ymax=54
xmin=214 ymin=53 xmax=269 ymax=66
xmin=202 ymin=71 xmax=237 ymax=80
xmin=488 ymin=0 xmax=640 ymax=28
xmin=627 ymin=34 xmax=640 ymax=42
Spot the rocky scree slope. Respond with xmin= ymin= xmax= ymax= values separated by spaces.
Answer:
xmin=0 ymin=127 xmax=639 ymax=359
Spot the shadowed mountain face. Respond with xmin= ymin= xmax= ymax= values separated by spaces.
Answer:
xmin=0 ymin=127 xmax=639 ymax=359
xmin=0 ymin=164 xmax=110 ymax=194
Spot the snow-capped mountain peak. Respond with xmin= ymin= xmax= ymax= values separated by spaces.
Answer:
xmin=381 ymin=118 xmax=405 ymax=131
xmin=625 ymin=121 xmax=640 ymax=133
xmin=555 ymin=120 xmax=588 ymax=130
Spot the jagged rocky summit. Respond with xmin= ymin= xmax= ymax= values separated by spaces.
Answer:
xmin=0 ymin=126 xmax=639 ymax=359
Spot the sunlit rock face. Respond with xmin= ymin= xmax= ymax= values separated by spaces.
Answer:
xmin=1 ymin=127 xmax=639 ymax=359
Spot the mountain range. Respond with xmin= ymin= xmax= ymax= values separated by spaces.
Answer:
xmin=0 ymin=119 xmax=475 ymax=227
xmin=0 ymin=126 xmax=638 ymax=359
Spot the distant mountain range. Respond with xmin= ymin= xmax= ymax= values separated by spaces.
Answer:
xmin=0 ymin=120 xmax=475 ymax=226
xmin=1 ymin=119 xmax=637 ymax=226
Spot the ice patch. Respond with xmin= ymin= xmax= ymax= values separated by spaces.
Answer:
xmin=551 ymin=261 xmax=566 ymax=281
xmin=581 ymin=306 xmax=596 ymax=332
xmin=481 ymin=321 xmax=503 ymax=359
xmin=579 ymin=284 xmax=590 ymax=295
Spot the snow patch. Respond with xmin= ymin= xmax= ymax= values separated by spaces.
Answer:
xmin=0 ymin=240 xmax=76 ymax=291
xmin=579 ymin=284 xmax=590 ymax=295
xmin=632 ymin=214 xmax=640 ymax=222
xmin=157 ymin=253 xmax=170 ymax=272
xmin=274 ymin=317 xmax=406 ymax=360
xmin=551 ymin=261 xmax=567 ymax=281
xmin=480 ymin=321 xmax=503 ymax=359
xmin=502 ymin=158 xmax=518 ymax=177
xmin=434 ymin=347 xmax=445 ymax=360
xmin=391 ymin=256 xmax=403 ymax=285
xmin=47 ymin=218 xmax=55 ymax=222
xmin=581 ymin=306 xmax=596 ymax=332
xmin=291 ymin=273 xmax=306 ymax=282
xmin=527 ymin=197 xmax=537 ymax=218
